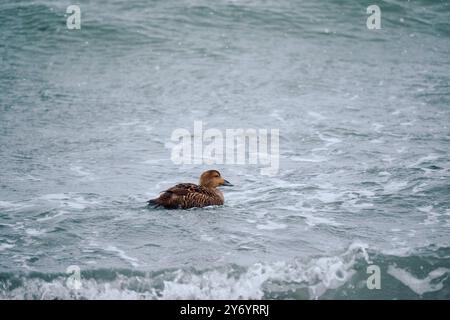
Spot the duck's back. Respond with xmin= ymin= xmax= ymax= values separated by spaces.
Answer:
xmin=149 ymin=183 xmax=223 ymax=209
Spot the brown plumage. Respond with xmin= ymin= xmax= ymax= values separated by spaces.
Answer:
xmin=148 ymin=170 xmax=233 ymax=209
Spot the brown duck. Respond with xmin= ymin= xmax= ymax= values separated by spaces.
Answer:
xmin=148 ymin=170 xmax=233 ymax=209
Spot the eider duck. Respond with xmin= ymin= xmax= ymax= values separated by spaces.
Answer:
xmin=148 ymin=170 xmax=233 ymax=209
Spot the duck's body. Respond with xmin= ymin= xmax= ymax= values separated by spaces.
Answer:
xmin=148 ymin=170 xmax=232 ymax=209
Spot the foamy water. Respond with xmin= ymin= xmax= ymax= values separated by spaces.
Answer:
xmin=1 ymin=0 xmax=449 ymax=299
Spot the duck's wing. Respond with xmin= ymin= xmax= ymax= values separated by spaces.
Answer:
xmin=169 ymin=183 xmax=222 ymax=208
xmin=165 ymin=183 xmax=202 ymax=196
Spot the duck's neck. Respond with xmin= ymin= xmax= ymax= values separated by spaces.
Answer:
xmin=202 ymin=185 xmax=224 ymax=201
xmin=214 ymin=188 xmax=224 ymax=201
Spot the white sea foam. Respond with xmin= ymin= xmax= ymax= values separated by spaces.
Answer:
xmin=70 ymin=166 xmax=91 ymax=177
xmin=290 ymin=155 xmax=328 ymax=162
xmin=0 ymin=200 xmax=33 ymax=211
xmin=314 ymin=192 xmax=341 ymax=203
xmin=256 ymin=221 xmax=287 ymax=230
xmin=0 ymin=242 xmax=370 ymax=300
xmin=383 ymin=181 xmax=407 ymax=193
xmin=41 ymin=194 xmax=68 ymax=201
xmin=143 ymin=159 xmax=167 ymax=164
xmin=372 ymin=123 xmax=384 ymax=132
xmin=318 ymin=133 xmax=341 ymax=146
xmin=412 ymin=183 xmax=428 ymax=193
xmin=418 ymin=206 xmax=441 ymax=225
xmin=291 ymin=203 xmax=341 ymax=227
xmin=161 ymin=242 xmax=368 ymax=300
xmin=40 ymin=194 xmax=99 ymax=210
xmin=345 ymin=200 xmax=374 ymax=209
xmin=25 ymin=228 xmax=46 ymax=236
xmin=200 ymin=234 xmax=214 ymax=242
xmin=36 ymin=211 xmax=66 ymax=222
xmin=0 ymin=201 xmax=20 ymax=209
xmin=304 ymin=214 xmax=339 ymax=227
xmin=307 ymin=111 xmax=326 ymax=120
xmin=104 ymin=246 xmax=140 ymax=268
xmin=0 ymin=243 xmax=15 ymax=251
xmin=380 ymin=247 xmax=414 ymax=257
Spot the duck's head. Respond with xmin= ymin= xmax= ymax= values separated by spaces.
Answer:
xmin=199 ymin=170 xmax=233 ymax=189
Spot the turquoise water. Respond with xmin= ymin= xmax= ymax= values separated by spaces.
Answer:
xmin=0 ymin=0 xmax=449 ymax=299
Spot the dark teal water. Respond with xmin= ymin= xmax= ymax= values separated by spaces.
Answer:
xmin=0 ymin=0 xmax=449 ymax=299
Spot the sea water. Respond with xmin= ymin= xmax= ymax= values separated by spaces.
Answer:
xmin=0 ymin=0 xmax=449 ymax=299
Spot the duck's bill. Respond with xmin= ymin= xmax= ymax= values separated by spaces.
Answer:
xmin=222 ymin=180 xmax=233 ymax=186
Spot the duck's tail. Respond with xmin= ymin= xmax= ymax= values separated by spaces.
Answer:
xmin=147 ymin=198 xmax=161 ymax=208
